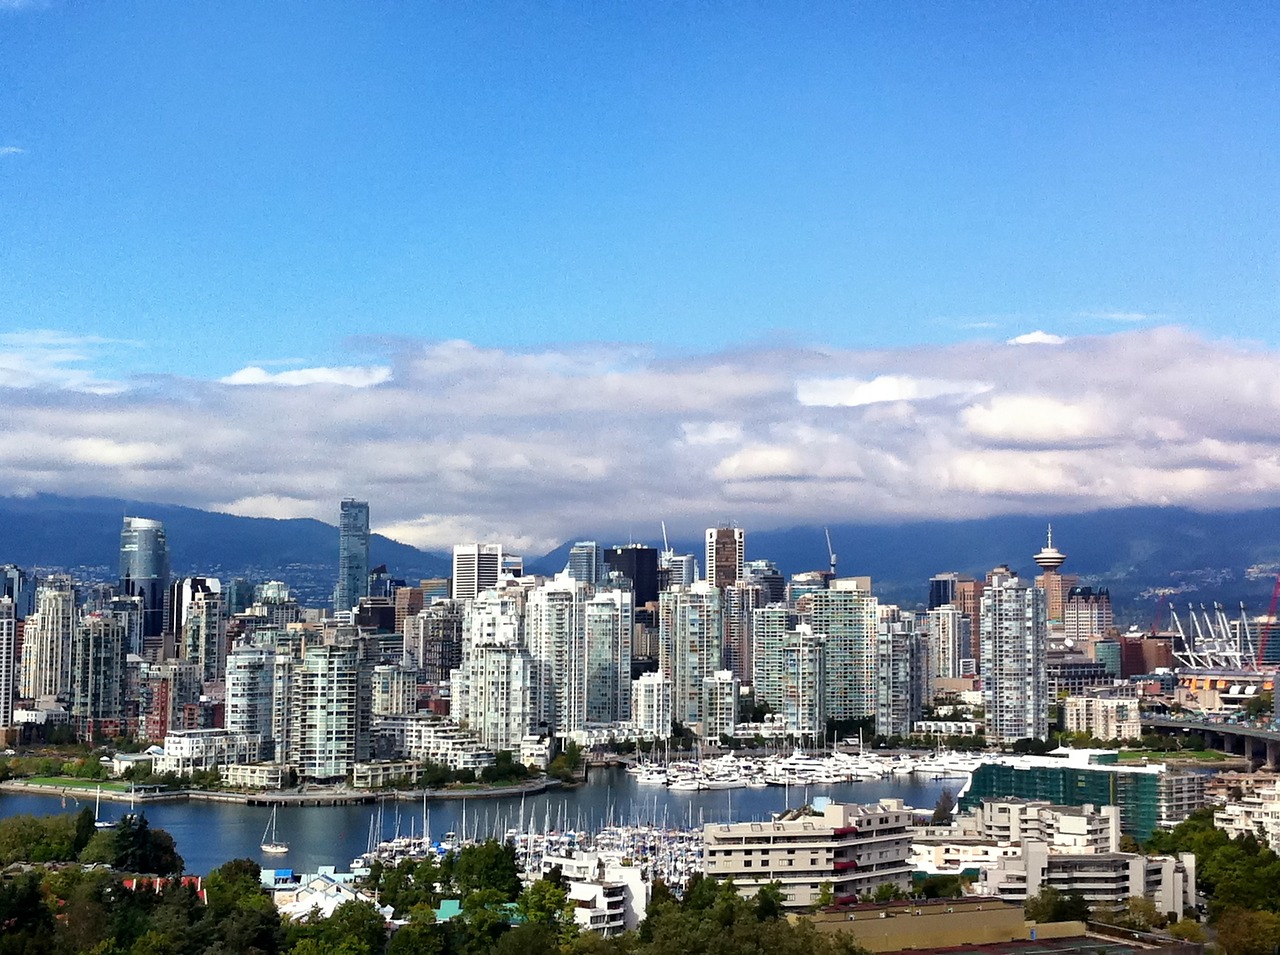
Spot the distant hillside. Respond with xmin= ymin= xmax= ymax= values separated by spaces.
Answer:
xmin=0 ymin=493 xmax=450 ymax=583
xmin=531 ymin=507 xmax=1280 ymax=624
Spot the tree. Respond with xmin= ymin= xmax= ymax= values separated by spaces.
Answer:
xmin=452 ymin=839 xmax=521 ymax=901
xmin=930 ymin=789 xmax=955 ymax=825
xmin=812 ymin=882 xmax=835 ymax=911
xmin=1167 ymin=919 xmax=1207 ymax=943
xmin=872 ymin=881 xmax=902 ymax=903
xmin=1215 ymin=907 xmax=1280 ymax=955
xmin=516 ymin=878 xmax=576 ymax=941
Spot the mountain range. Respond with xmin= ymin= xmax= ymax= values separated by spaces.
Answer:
xmin=4 ymin=493 xmax=1280 ymax=623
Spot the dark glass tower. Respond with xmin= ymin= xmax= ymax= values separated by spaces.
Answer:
xmin=119 ymin=517 xmax=170 ymax=656
xmin=336 ymin=499 xmax=371 ymax=611
xmin=603 ymin=545 xmax=659 ymax=606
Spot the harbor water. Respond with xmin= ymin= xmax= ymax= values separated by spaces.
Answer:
xmin=0 ymin=768 xmax=954 ymax=876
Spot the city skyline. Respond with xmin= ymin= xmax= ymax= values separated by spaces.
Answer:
xmin=0 ymin=4 xmax=1276 ymax=552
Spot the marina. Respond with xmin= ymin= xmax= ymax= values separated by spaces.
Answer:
xmin=0 ymin=766 xmax=954 ymax=876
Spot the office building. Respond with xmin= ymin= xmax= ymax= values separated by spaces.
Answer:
xmin=19 ymin=575 xmax=76 ymax=700
xmin=452 ymin=543 xmax=504 ymax=601
xmin=585 ymin=588 xmax=633 ymax=724
xmin=119 ymin=517 xmax=170 ymax=657
xmin=703 ymin=798 xmax=913 ymax=908
xmin=661 ymin=552 xmax=697 ymax=589
xmin=604 ymin=545 xmax=659 ymax=607
xmin=1064 ymin=587 xmax=1114 ymax=642
xmin=0 ymin=565 xmax=34 ymax=619
xmin=335 ymin=499 xmax=371 ymax=612
xmin=567 ymin=541 xmax=603 ymax=585
xmin=659 ymin=584 xmax=723 ymax=727
xmin=981 ymin=567 xmax=1048 ymax=743
xmin=744 ymin=559 xmax=786 ymax=605
xmin=928 ymin=572 xmax=972 ymax=611
xmin=809 ymin=578 xmax=879 ymax=721
xmin=393 ymin=587 xmax=424 ymax=636
xmin=705 ymin=526 xmax=745 ymax=588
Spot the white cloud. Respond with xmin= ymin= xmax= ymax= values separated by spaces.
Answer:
xmin=796 ymin=374 xmax=990 ymax=407
xmin=220 ymin=365 xmax=392 ymax=387
xmin=4 ymin=325 xmax=1280 ymax=548
xmin=1006 ymin=330 xmax=1068 ymax=345
xmin=0 ymin=145 xmax=24 ymax=156
xmin=1080 ymin=310 xmax=1161 ymax=323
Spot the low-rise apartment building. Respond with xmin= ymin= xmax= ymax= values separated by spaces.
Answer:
xmin=703 ymin=798 xmax=912 ymax=908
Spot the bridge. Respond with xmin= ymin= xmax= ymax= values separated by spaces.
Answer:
xmin=1141 ymin=716 xmax=1280 ymax=770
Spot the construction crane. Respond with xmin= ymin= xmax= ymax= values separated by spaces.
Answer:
xmin=824 ymin=527 xmax=837 ymax=578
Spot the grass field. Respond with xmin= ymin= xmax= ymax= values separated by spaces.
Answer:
xmin=23 ymin=776 xmax=131 ymax=792
xmin=1116 ymin=749 xmax=1227 ymax=762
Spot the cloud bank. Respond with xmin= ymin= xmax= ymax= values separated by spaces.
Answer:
xmin=0 ymin=326 xmax=1275 ymax=552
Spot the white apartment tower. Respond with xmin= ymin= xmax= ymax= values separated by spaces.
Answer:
xmin=981 ymin=568 xmax=1049 ymax=743
xmin=751 ymin=606 xmax=799 ymax=712
xmin=585 ymin=588 xmax=634 ymax=723
xmin=659 ymin=584 xmax=724 ymax=727
xmin=701 ymin=669 xmax=739 ymax=739
xmin=722 ymin=581 xmax=764 ymax=686
xmin=926 ymin=604 xmax=972 ymax=684
xmin=631 ymin=672 xmax=672 ymax=738
xmin=781 ymin=625 xmax=826 ymax=738
xmin=20 ymin=575 xmax=76 ymax=700
xmin=526 ymin=572 xmax=590 ymax=736
xmin=452 ymin=543 xmax=504 ymax=602
xmin=809 ymin=578 xmax=879 ymax=721
xmin=0 ymin=596 xmax=16 ymax=729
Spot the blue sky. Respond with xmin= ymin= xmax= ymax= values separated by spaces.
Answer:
xmin=1 ymin=3 xmax=1278 ymax=547
xmin=2 ymin=2 xmax=1276 ymax=379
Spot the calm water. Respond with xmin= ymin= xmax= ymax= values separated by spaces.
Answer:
xmin=0 ymin=768 xmax=952 ymax=875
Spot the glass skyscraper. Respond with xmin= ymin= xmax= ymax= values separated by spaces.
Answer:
xmin=119 ymin=516 xmax=170 ymax=651
xmin=335 ymin=499 xmax=370 ymax=611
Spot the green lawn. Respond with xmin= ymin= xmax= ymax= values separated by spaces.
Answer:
xmin=1116 ymin=749 xmax=1227 ymax=762
xmin=24 ymin=776 xmax=131 ymax=792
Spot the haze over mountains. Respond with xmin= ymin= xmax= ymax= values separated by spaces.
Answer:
xmin=5 ymin=493 xmax=1280 ymax=623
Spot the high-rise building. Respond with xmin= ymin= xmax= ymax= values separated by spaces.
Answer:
xmin=19 ymin=575 xmax=76 ymax=700
xmin=744 ymin=559 xmax=786 ymax=605
xmin=181 ymin=586 xmax=226 ymax=685
xmin=981 ymin=567 xmax=1049 ymax=743
xmin=928 ymin=572 xmax=973 ymax=611
xmin=1033 ymin=526 xmax=1077 ymax=634
xmin=526 ymin=573 xmax=590 ymax=737
xmin=69 ymin=611 xmax=127 ymax=740
xmin=780 ymin=625 xmax=826 ymax=738
xmin=809 ymin=579 xmax=879 ymax=722
xmin=393 ymin=587 xmax=425 ymax=636
xmin=661 ymin=552 xmax=697 ymax=590
xmin=925 ymin=604 xmax=972 ymax=684
xmin=751 ymin=606 xmax=799 ymax=713
xmin=119 ymin=517 xmax=170 ymax=657
xmin=567 ymin=541 xmax=603 ymax=585
xmin=705 ymin=526 xmax=745 ymax=588
xmin=335 ymin=499 xmax=371 ymax=612
xmin=452 ymin=543 xmax=504 ymax=601
xmin=0 ymin=565 xmax=34 ymax=619
xmin=954 ymin=578 xmax=986 ymax=672
xmin=1064 ymin=587 xmax=1114 ymax=642
xmin=585 ymin=589 xmax=634 ymax=724
xmin=292 ymin=639 xmax=359 ymax=781
xmin=875 ymin=623 xmax=926 ymax=737
xmin=722 ymin=581 xmax=765 ymax=684
xmin=451 ymin=586 xmax=534 ymax=748
xmin=0 ymin=596 xmax=15 ymax=729
xmin=407 ymin=599 xmax=464 ymax=683
xmin=225 ymin=647 xmax=278 ymax=757
xmin=659 ymin=583 xmax=723 ymax=727
xmin=631 ymin=672 xmax=672 ymax=738
xmin=603 ymin=545 xmax=659 ymax=607
xmin=701 ymin=670 xmax=739 ymax=738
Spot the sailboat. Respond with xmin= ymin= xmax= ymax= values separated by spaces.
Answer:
xmin=260 ymin=807 xmax=288 ymax=854
xmin=94 ymin=786 xmax=115 ymax=829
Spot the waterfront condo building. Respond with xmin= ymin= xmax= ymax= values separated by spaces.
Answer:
xmin=631 ymin=671 xmax=672 ymax=738
xmin=585 ymin=588 xmax=634 ymax=724
xmin=780 ymin=625 xmax=826 ymax=738
xmin=701 ymin=669 xmax=739 ymax=739
xmin=335 ymin=499 xmax=371 ymax=612
xmin=19 ymin=575 xmax=76 ymax=700
xmin=980 ymin=567 xmax=1049 ymax=743
xmin=809 ymin=578 xmax=879 ymax=721
xmin=703 ymin=798 xmax=913 ymax=908
xmin=0 ymin=596 xmax=16 ymax=730
xmin=658 ymin=583 xmax=724 ymax=728
xmin=750 ymin=605 xmax=800 ymax=713
xmin=875 ymin=623 xmax=926 ymax=738
xmin=69 ymin=611 xmax=127 ymax=740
